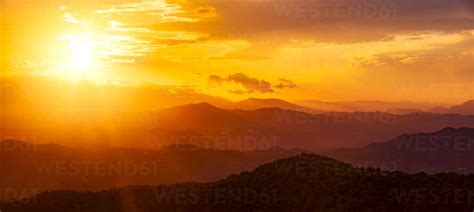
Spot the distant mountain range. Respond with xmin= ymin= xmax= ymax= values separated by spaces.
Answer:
xmin=231 ymin=98 xmax=317 ymax=113
xmin=146 ymin=103 xmax=474 ymax=149
xmin=0 ymin=140 xmax=305 ymax=201
xmin=295 ymin=99 xmax=448 ymax=114
xmin=213 ymin=97 xmax=473 ymax=115
xmin=3 ymin=153 xmax=474 ymax=211
xmin=327 ymin=127 xmax=474 ymax=173
xmin=225 ymin=98 xmax=459 ymax=115
xmin=428 ymin=100 xmax=474 ymax=115
xmin=3 ymin=102 xmax=474 ymax=150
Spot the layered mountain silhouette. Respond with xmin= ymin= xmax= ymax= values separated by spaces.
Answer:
xmin=428 ymin=100 xmax=474 ymax=115
xmin=4 ymin=102 xmax=474 ymax=150
xmin=228 ymin=98 xmax=472 ymax=115
xmin=328 ymin=127 xmax=474 ymax=173
xmin=149 ymin=103 xmax=474 ymax=150
xmin=0 ymin=140 xmax=305 ymax=201
xmin=2 ymin=153 xmax=474 ymax=211
xmin=295 ymin=100 xmax=448 ymax=114
xmin=232 ymin=98 xmax=317 ymax=113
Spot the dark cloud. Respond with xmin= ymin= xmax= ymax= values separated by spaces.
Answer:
xmin=148 ymin=0 xmax=474 ymax=43
xmin=208 ymin=75 xmax=226 ymax=85
xmin=227 ymin=73 xmax=274 ymax=93
xmin=209 ymin=73 xmax=296 ymax=94
xmin=275 ymin=78 xmax=296 ymax=89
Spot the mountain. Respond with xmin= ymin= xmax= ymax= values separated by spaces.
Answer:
xmin=327 ymin=127 xmax=474 ymax=173
xmin=151 ymin=104 xmax=474 ymax=150
xmin=428 ymin=106 xmax=450 ymax=114
xmin=5 ymin=103 xmax=474 ymax=151
xmin=296 ymin=100 xmax=446 ymax=113
xmin=450 ymin=100 xmax=474 ymax=115
xmin=429 ymin=100 xmax=474 ymax=115
xmin=152 ymin=102 xmax=260 ymax=135
xmin=3 ymin=154 xmax=474 ymax=211
xmin=234 ymin=98 xmax=317 ymax=113
xmin=0 ymin=140 xmax=305 ymax=201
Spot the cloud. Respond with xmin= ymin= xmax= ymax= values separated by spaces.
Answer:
xmin=134 ymin=0 xmax=472 ymax=44
xmin=275 ymin=78 xmax=296 ymax=89
xmin=62 ymin=13 xmax=86 ymax=26
xmin=227 ymin=73 xmax=274 ymax=93
xmin=208 ymin=73 xmax=297 ymax=94
xmin=353 ymin=33 xmax=474 ymax=84
xmin=208 ymin=75 xmax=225 ymax=85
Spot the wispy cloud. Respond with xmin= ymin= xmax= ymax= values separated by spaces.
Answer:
xmin=95 ymin=0 xmax=197 ymax=23
xmin=62 ymin=13 xmax=86 ymax=26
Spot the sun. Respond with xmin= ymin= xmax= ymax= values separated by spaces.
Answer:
xmin=61 ymin=37 xmax=107 ymax=81
xmin=70 ymin=40 xmax=92 ymax=71
xmin=54 ymin=34 xmax=109 ymax=82
xmin=69 ymin=39 xmax=94 ymax=72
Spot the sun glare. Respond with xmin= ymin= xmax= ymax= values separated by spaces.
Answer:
xmin=69 ymin=40 xmax=93 ymax=71
xmin=59 ymin=35 xmax=106 ymax=81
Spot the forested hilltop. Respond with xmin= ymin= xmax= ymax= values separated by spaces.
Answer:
xmin=2 ymin=153 xmax=474 ymax=211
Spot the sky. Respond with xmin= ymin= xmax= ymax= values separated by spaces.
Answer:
xmin=1 ymin=0 xmax=473 ymax=103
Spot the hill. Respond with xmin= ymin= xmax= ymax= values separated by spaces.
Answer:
xmin=296 ymin=100 xmax=446 ymax=113
xmin=152 ymin=104 xmax=474 ymax=150
xmin=327 ymin=127 xmax=474 ymax=173
xmin=2 ymin=154 xmax=474 ymax=211
xmin=234 ymin=98 xmax=317 ymax=113
xmin=429 ymin=100 xmax=474 ymax=115
xmin=5 ymin=103 xmax=474 ymax=151
xmin=0 ymin=140 xmax=305 ymax=201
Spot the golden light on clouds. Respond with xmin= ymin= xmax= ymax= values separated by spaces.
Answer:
xmin=1 ymin=0 xmax=473 ymax=103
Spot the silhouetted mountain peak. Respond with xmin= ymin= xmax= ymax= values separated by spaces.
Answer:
xmin=393 ymin=127 xmax=474 ymax=143
xmin=436 ymin=127 xmax=457 ymax=133
xmin=433 ymin=127 xmax=474 ymax=135
xmin=161 ymin=102 xmax=228 ymax=116
xmin=226 ymin=153 xmax=353 ymax=182
xmin=428 ymin=100 xmax=474 ymax=115
xmin=329 ymin=127 xmax=474 ymax=173
xmin=235 ymin=98 xmax=315 ymax=113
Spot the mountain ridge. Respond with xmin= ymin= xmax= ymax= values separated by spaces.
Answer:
xmin=327 ymin=127 xmax=474 ymax=173
xmin=428 ymin=100 xmax=474 ymax=115
xmin=0 ymin=139 xmax=307 ymax=201
xmin=3 ymin=153 xmax=474 ymax=211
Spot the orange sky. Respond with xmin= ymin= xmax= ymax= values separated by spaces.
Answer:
xmin=1 ymin=0 xmax=473 ymax=103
